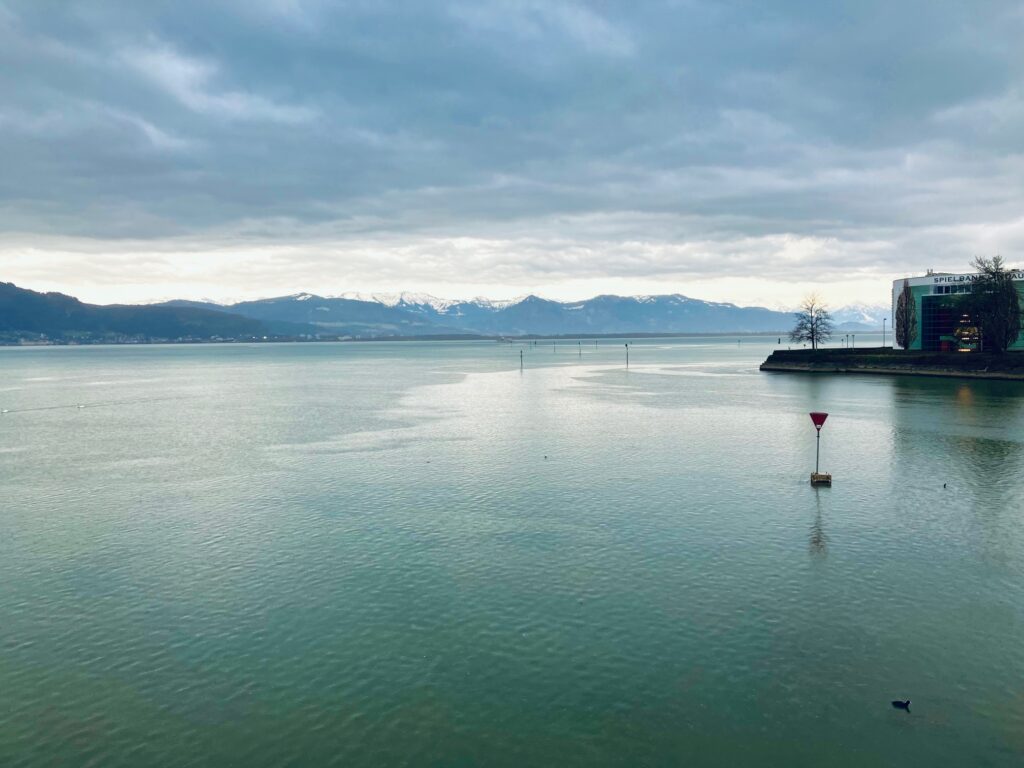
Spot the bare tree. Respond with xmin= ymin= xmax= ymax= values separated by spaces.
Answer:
xmin=789 ymin=294 xmax=834 ymax=350
xmin=895 ymin=278 xmax=917 ymax=350
xmin=965 ymin=255 xmax=1021 ymax=353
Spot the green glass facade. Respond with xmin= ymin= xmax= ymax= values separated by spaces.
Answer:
xmin=892 ymin=273 xmax=1024 ymax=352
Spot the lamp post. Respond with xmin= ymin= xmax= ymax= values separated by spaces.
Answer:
xmin=882 ymin=318 xmax=887 ymax=348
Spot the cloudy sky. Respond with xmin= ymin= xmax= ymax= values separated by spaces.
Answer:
xmin=2 ymin=0 xmax=1023 ymax=308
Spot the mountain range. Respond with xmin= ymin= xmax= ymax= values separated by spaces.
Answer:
xmin=0 ymin=282 xmax=264 ymax=343
xmin=1 ymin=281 xmax=888 ymax=343
xmin=165 ymin=292 xmax=888 ymax=336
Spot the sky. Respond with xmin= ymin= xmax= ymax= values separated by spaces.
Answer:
xmin=2 ymin=0 xmax=1024 ymax=309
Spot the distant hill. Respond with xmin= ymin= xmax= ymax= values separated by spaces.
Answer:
xmin=160 ymin=293 xmax=463 ymax=337
xmin=2 ymin=281 xmax=889 ymax=344
xmin=174 ymin=291 xmax=798 ymax=336
xmin=0 ymin=282 xmax=266 ymax=342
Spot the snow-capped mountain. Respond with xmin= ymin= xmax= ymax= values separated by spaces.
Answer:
xmin=162 ymin=292 xmax=793 ymax=336
xmin=158 ymin=291 xmax=890 ymax=338
xmin=830 ymin=303 xmax=890 ymax=330
xmin=337 ymin=292 xmax=461 ymax=312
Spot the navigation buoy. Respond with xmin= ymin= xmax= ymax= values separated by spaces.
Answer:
xmin=809 ymin=412 xmax=831 ymax=486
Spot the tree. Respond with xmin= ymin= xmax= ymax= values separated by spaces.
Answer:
xmin=965 ymin=256 xmax=1021 ymax=353
xmin=895 ymin=278 xmax=917 ymax=350
xmin=789 ymin=294 xmax=834 ymax=350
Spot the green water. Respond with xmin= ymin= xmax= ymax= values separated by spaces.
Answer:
xmin=1 ymin=338 xmax=1023 ymax=766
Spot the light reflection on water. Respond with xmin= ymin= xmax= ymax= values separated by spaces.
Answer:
xmin=1 ymin=337 xmax=1023 ymax=767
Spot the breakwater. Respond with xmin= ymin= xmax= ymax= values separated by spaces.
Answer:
xmin=760 ymin=347 xmax=1024 ymax=380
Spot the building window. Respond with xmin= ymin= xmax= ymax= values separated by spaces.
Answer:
xmin=921 ymin=296 xmax=981 ymax=351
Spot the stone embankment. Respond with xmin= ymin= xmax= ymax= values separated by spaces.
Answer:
xmin=760 ymin=348 xmax=1024 ymax=381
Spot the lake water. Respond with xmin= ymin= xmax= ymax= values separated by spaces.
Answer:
xmin=2 ymin=337 xmax=1023 ymax=766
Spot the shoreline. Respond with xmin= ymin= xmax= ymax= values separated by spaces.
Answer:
xmin=1 ymin=331 xmax=793 ymax=348
xmin=760 ymin=348 xmax=1024 ymax=381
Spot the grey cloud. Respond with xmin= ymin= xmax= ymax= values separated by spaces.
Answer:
xmin=449 ymin=1 xmax=635 ymax=57
xmin=2 ymin=0 xmax=1024 ymax=305
xmin=120 ymin=43 xmax=317 ymax=123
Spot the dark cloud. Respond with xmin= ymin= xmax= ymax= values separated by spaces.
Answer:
xmin=2 ymin=0 xmax=1023 ymax=305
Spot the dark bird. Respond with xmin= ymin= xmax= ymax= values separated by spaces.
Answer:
xmin=891 ymin=699 xmax=911 ymax=711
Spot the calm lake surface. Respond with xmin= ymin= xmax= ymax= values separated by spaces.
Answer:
xmin=2 ymin=337 xmax=1023 ymax=766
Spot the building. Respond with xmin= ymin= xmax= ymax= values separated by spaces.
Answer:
xmin=891 ymin=270 xmax=1024 ymax=351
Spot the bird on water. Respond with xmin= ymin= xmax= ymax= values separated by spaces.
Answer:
xmin=891 ymin=699 xmax=911 ymax=711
